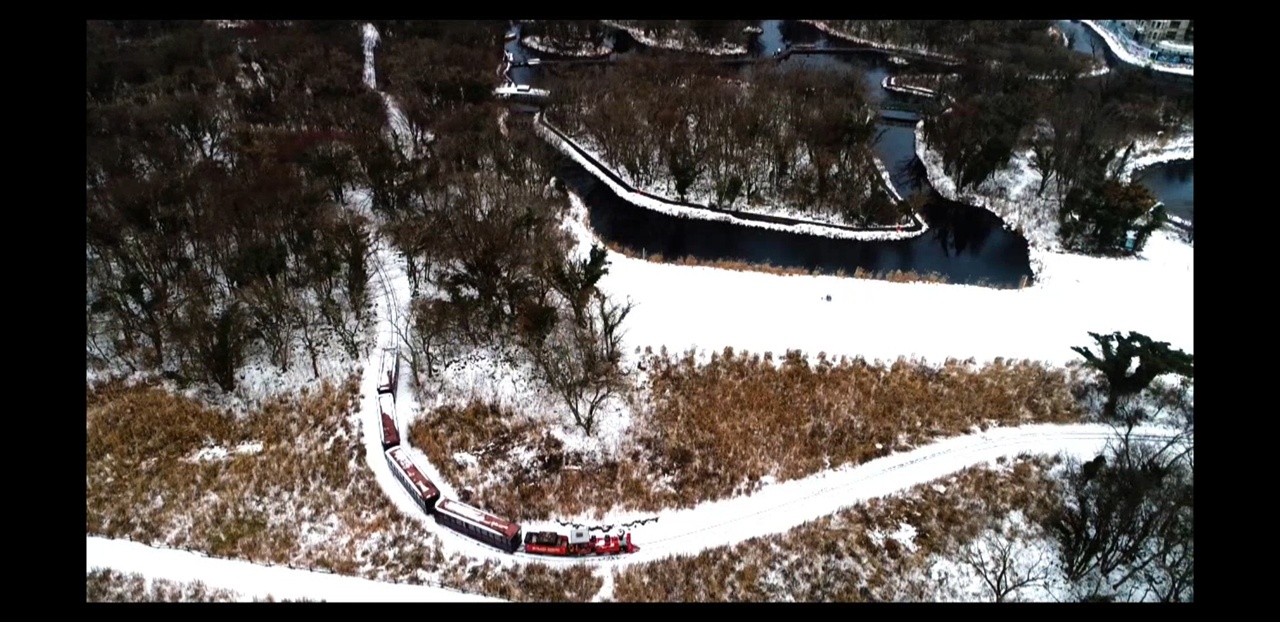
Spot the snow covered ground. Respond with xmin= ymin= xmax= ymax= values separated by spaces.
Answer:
xmin=1117 ymin=131 xmax=1195 ymax=182
xmin=566 ymin=193 xmax=1191 ymax=369
xmin=86 ymin=537 xmax=500 ymax=602
xmin=516 ymin=423 xmax=1177 ymax=567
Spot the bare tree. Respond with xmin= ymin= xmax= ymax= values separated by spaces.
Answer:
xmin=1048 ymin=431 xmax=1193 ymax=601
xmin=529 ymin=290 xmax=632 ymax=435
xmin=958 ymin=519 xmax=1053 ymax=602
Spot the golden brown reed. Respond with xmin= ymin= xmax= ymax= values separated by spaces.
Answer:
xmin=637 ymin=349 xmax=1084 ymax=507
xmin=410 ymin=349 xmax=1086 ymax=520
xmin=86 ymin=377 xmax=594 ymax=595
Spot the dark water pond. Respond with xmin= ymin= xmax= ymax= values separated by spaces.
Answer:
xmin=1133 ymin=159 xmax=1193 ymax=223
xmin=550 ymin=145 xmax=1033 ymax=288
xmin=507 ymin=20 xmax=1190 ymax=288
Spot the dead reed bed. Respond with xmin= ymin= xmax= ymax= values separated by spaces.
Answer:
xmin=610 ymin=455 xmax=1063 ymax=601
xmin=86 ymin=377 xmax=595 ymax=596
xmin=480 ymin=562 xmax=602 ymax=602
xmin=635 ymin=348 xmax=1085 ymax=507
xmin=409 ymin=401 xmax=650 ymax=521
xmin=86 ymin=568 xmax=241 ymax=602
xmin=86 ymin=376 xmax=451 ymax=583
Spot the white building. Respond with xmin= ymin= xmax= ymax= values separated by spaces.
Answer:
xmin=1120 ymin=20 xmax=1193 ymax=47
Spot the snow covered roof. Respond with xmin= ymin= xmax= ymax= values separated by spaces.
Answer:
xmin=1155 ymin=40 xmax=1194 ymax=55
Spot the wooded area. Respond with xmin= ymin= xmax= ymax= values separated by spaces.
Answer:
xmin=545 ymin=56 xmax=909 ymax=226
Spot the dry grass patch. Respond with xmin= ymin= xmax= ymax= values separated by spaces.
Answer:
xmin=604 ymin=240 xmax=951 ymax=285
xmin=635 ymin=349 xmax=1085 ymax=507
xmin=409 ymin=401 xmax=648 ymax=520
xmin=611 ymin=455 xmax=1063 ymax=601
xmin=411 ymin=349 xmax=1085 ymax=521
xmin=86 ymin=375 xmax=454 ymax=585
xmin=86 ymin=568 xmax=241 ymax=602
xmin=480 ymin=562 xmax=603 ymax=602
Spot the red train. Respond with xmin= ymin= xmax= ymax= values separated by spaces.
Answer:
xmin=524 ymin=529 xmax=637 ymax=556
xmin=377 ymin=347 xmax=399 ymax=397
xmin=377 ymin=381 xmax=638 ymax=557
xmin=378 ymin=393 xmax=400 ymax=450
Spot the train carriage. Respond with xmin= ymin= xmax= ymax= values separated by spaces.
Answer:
xmin=433 ymin=499 xmax=522 ymax=553
xmin=523 ymin=529 xmax=638 ymax=557
xmin=378 ymin=393 xmax=400 ymax=449
xmin=385 ymin=446 xmax=440 ymax=514
xmin=377 ymin=348 xmax=399 ymax=396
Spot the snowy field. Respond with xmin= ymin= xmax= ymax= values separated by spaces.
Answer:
xmin=516 ymin=423 xmax=1177 ymax=565
xmin=565 ymin=193 xmax=1192 ymax=369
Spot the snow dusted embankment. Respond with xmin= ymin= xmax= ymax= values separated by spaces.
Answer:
xmin=914 ymin=120 xmax=1062 ymax=253
xmin=537 ymin=115 xmax=926 ymax=241
xmin=86 ymin=537 xmax=500 ymax=602
xmin=1117 ymin=131 xmax=1194 ymax=182
xmin=1079 ymin=20 xmax=1193 ymax=77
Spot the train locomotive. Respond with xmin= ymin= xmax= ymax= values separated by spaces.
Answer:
xmin=376 ymin=350 xmax=639 ymax=557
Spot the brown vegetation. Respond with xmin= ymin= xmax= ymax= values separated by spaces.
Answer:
xmin=481 ymin=563 xmax=602 ymax=602
xmin=86 ymin=377 xmax=596 ymax=596
xmin=87 ymin=568 xmax=243 ymax=602
xmin=636 ymin=349 xmax=1085 ymax=506
xmin=408 ymin=401 xmax=645 ymax=521
xmin=410 ymin=349 xmax=1086 ymax=520
xmin=86 ymin=375 xmax=449 ymax=582
xmin=610 ymin=455 xmax=1063 ymax=601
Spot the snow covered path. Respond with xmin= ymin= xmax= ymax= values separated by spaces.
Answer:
xmin=86 ymin=421 xmax=1180 ymax=600
xmin=85 ymin=536 xmax=500 ymax=602
xmin=517 ymin=422 xmax=1179 ymax=567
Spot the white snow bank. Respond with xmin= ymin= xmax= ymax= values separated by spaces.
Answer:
xmin=86 ymin=536 xmax=501 ymax=602
xmin=362 ymin=24 xmax=379 ymax=90
xmin=571 ymin=184 xmax=1191 ymax=367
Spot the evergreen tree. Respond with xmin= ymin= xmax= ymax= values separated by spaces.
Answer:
xmin=1059 ymin=179 xmax=1164 ymax=255
xmin=1071 ymin=331 xmax=1193 ymax=422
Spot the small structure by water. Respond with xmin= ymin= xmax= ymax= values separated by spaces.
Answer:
xmin=494 ymin=83 xmax=550 ymax=101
